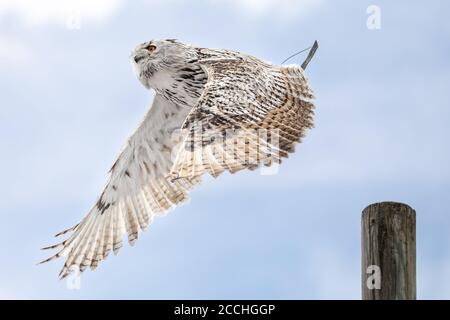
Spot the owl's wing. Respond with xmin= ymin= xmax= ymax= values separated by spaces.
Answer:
xmin=40 ymin=94 xmax=201 ymax=278
xmin=169 ymin=53 xmax=315 ymax=179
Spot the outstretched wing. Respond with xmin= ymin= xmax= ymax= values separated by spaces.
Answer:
xmin=41 ymin=94 xmax=201 ymax=278
xmin=169 ymin=50 xmax=315 ymax=179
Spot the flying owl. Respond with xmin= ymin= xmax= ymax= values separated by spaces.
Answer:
xmin=40 ymin=39 xmax=317 ymax=278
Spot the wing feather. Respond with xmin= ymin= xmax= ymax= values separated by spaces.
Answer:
xmin=42 ymin=45 xmax=315 ymax=278
xmin=41 ymin=94 xmax=202 ymax=278
xmin=170 ymin=53 xmax=315 ymax=180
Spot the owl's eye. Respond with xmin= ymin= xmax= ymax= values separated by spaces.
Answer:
xmin=145 ymin=45 xmax=157 ymax=52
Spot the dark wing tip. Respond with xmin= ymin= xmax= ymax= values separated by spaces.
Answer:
xmin=54 ymin=223 xmax=79 ymax=237
xmin=301 ymin=40 xmax=319 ymax=70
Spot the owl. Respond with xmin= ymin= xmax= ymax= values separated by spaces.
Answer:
xmin=40 ymin=39 xmax=317 ymax=278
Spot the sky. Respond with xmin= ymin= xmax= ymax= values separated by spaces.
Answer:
xmin=0 ymin=0 xmax=449 ymax=299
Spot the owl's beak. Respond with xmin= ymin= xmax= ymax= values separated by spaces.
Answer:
xmin=134 ymin=55 xmax=144 ymax=63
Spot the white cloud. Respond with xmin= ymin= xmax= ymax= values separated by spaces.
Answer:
xmin=0 ymin=0 xmax=122 ymax=26
xmin=211 ymin=0 xmax=322 ymax=19
xmin=0 ymin=0 xmax=320 ymax=27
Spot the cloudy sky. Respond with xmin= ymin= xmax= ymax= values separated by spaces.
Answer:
xmin=0 ymin=0 xmax=449 ymax=299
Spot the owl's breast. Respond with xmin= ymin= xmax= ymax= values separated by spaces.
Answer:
xmin=152 ymin=66 xmax=207 ymax=109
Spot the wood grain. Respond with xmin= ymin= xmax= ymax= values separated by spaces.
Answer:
xmin=361 ymin=202 xmax=416 ymax=300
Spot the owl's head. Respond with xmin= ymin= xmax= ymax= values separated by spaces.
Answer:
xmin=132 ymin=39 xmax=194 ymax=89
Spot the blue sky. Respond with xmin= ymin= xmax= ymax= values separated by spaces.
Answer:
xmin=0 ymin=0 xmax=449 ymax=299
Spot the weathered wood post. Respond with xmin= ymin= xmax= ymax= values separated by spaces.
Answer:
xmin=361 ymin=202 xmax=416 ymax=300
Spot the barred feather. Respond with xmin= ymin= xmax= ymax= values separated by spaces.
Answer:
xmin=170 ymin=53 xmax=314 ymax=180
xmin=40 ymin=94 xmax=202 ymax=278
xmin=41 ymin=39 xmax=316 ymax=279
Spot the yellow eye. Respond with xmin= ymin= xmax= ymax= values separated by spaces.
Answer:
xmin=145 ymin=44 xmax=156 ymax=52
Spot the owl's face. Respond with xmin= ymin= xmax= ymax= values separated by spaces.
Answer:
xmin=132 ymin=39 xmax=192 ymax=89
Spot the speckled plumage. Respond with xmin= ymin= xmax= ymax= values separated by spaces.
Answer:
xmin=41 ymin=39 xmax=316 ymax=278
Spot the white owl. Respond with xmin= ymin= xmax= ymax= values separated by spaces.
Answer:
xmin=40 ymin=39 xmax=317 ymax=278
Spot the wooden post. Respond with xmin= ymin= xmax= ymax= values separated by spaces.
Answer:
xmin=361 ymin=202 xmax=416 ymax=300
